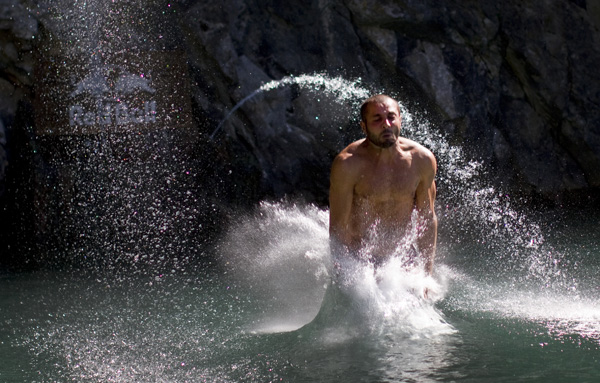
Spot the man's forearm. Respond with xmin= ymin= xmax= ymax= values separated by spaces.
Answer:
xmin=330 ymin=229 xmax=353 ymax=254
xmin=417 ymin=216 xmax=437 ymax=275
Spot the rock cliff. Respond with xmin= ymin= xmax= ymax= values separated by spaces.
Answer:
xmin=179 ymin=0 xmax=600 ymax=201
xmin=1 ymin=0 xmax=600 ymax=264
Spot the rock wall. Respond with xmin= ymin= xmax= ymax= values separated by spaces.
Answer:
xmin=0 ymin=0 xmax=37 ymax=264
xmin=180 ymin=0 xmax=600 ymax=201
xmin=0 ymin=0 xmax=35 ymax=195
xmin=1 ymin=0 xmax=600 ymax=263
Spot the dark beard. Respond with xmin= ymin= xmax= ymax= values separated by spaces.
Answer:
xmin=367 ymin=130 xmax=396 ymax=148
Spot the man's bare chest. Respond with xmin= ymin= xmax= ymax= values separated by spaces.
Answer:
xmin=354 ymin=162 xmax=420 ymax=201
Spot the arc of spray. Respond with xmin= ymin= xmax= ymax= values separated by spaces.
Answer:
xmin=209 ymin=78 xmax=293 ymax=141
xmin=209 ymin=74 xmax=370 ymax=141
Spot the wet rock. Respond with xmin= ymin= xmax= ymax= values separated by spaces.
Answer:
xmin=0 ymin=117 xmax=6 ymax=195
xmin=0 ymin=0 xmax=37 ymax=212
xmin=1 ymin=0 xmax=600 ymax=207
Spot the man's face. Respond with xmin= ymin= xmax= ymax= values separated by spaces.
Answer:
xmin=361 ymin=99 xmax=401 ymax=149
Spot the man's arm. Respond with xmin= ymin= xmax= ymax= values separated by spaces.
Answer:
xmin=329 ymin=154 xmax=356 ymax=255
xmin=414 ymin=151 xmax=438 ymax=275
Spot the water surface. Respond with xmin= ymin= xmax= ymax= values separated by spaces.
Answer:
xmin=1 ymin=205 xmax=598 ymax=382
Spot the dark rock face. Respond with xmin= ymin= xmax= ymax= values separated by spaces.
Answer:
xmin=179 ymin=0 xmax=600 ymax=200
xmin=0 ymin=0 xmax=36 ymax=194
xmin=1 ymin=0 xmax=600 ymax=264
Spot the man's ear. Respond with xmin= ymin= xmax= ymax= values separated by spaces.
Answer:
xmin=360 ymin=121 xmax=366 ymax=134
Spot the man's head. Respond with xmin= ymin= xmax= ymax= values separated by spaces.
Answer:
xmin=360 ymin=95 xmax=402 ymax=149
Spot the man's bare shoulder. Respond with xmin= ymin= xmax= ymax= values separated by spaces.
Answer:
xmin=340 ymin=138 xmax=368 ymax=154
xmin=398 ymin=137 xmax=436 ymax=166
xmin=331 ymin=139 xmax=369 ymax=180
xmin=333 ymin=139 xmax=368 ymax=163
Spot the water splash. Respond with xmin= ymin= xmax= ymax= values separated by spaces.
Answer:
xmin=219 ymin=201 xmax=454 ymax=340
xmin=400 ymin=106 xmax=600 ymax=345
xmin=305 ymin=255 xmax=455 ymax=342
xmin=400 ymin=107 xmax=564 ymax=288
xmin=212 ymin=72 xmax=590 ymax=341
xmin=6 ymin=66 xmax=599 ymax=381
xmin=209 ymin=74 xmax=371 ymax=140
xmin=219 ymin=202 xmax=331 ymax=332
xmin=211 ymin=71 xmax=557 ymax=288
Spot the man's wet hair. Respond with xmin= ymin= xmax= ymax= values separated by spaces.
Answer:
xmin=360 ymin=94 xmax=400 ymax=123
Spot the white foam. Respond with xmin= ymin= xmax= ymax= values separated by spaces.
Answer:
xmin=320 ymin=256 xmax=455 ymax=340
xmin=222 ymin=202 xmax=455 ymax=340
xmin=446 ymin=266 xmax=600 ymax=341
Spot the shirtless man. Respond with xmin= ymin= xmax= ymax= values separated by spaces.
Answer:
xmin=329 ymin=94 xmax=437 ymax=275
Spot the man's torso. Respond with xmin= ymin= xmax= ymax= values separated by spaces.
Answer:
xmin=345 ymin=139 xmax=424 ymax=258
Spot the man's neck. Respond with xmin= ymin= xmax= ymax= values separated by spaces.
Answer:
xmin=365 ymin=139 xmax=400 ymax=160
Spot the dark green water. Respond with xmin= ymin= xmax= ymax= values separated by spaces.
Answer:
xmin=1 ymin=205 xmax=598 ymax=382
